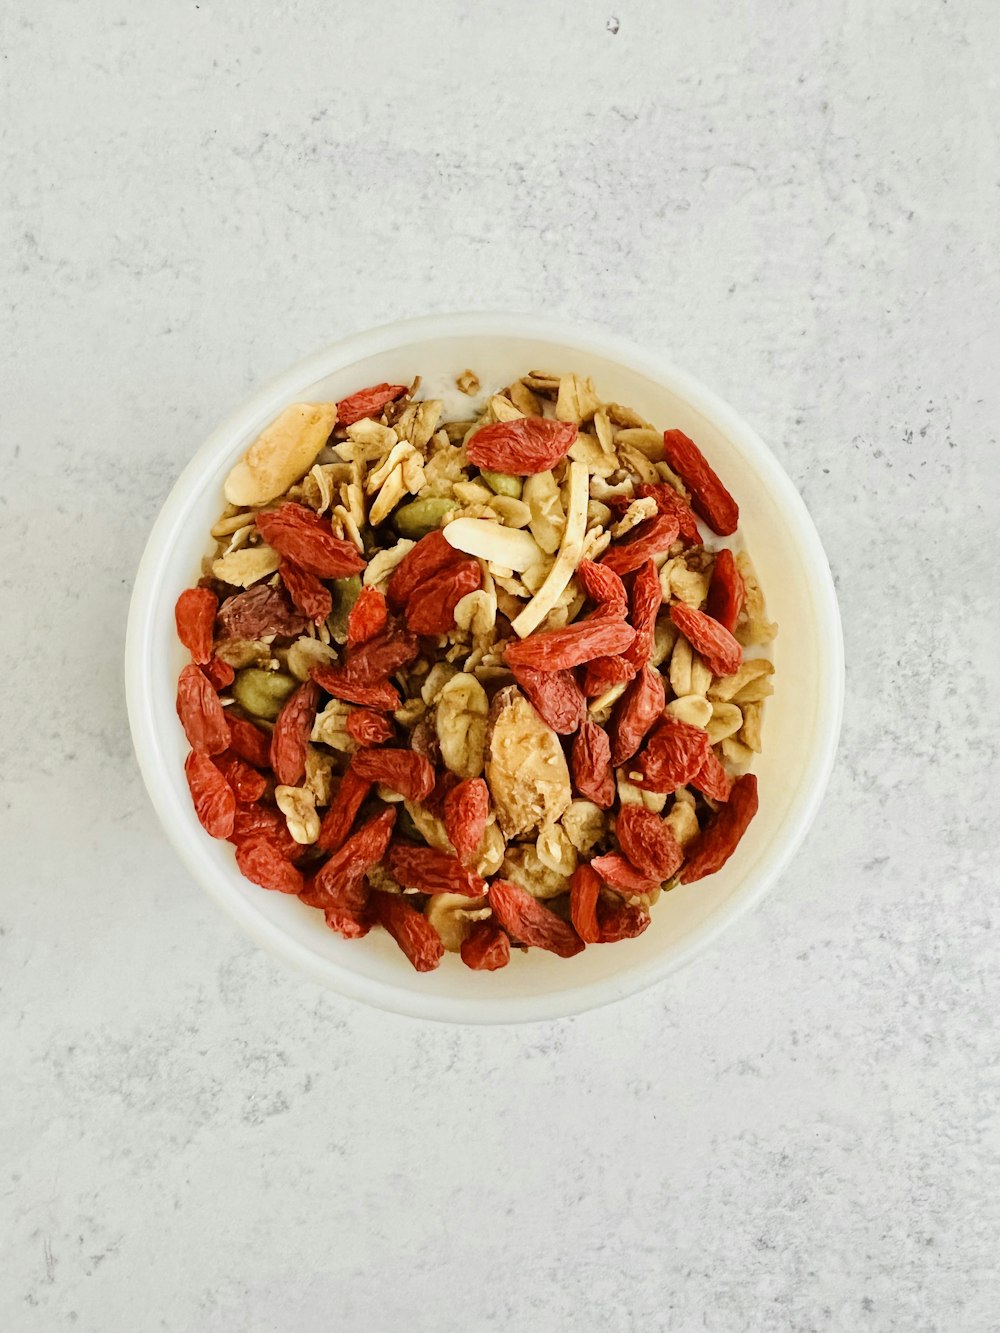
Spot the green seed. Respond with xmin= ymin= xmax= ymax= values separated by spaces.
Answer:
xmin=480 ymin=469 xmax=522 ymax=499
xmin=394 ymin=497 xmax=457 ymax=539
xmin=231 ymin=668 xmax=298 ymax=721
xmin=326 ymin=575 xmax=362 ymax=644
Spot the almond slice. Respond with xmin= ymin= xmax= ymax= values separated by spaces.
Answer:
xmin=442 ymin=518 xmax=544 ymax=571
xmin=509 ymin=461 xmax=589 ymax=639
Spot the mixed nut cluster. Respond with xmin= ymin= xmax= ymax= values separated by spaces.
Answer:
xmin=174 ymin=370 xmax=776 ymax=971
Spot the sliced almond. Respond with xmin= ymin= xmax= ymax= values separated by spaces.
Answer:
xmin=442 ymin=518 xmax=545 ymax=571
xmin=211 ymin=544 xmax=281 ymax=587
xmin=509 ymin=461 xmax=589 ymax=638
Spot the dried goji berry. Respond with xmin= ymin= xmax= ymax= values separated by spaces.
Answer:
xmin=176 ymin=664 xmax=231 ymax=754
xmin=505 ymin=617 xmax=635 ymax=672
xmin=509 ymin=664 xmax=585 ymax=734
xmin=580 ymin=655 xmax=637 ymax=697
xmin=614 ymin=805 xmax=683 ymax=881
xmin=669 ymin=602 xmax=742 ymax=676
xmin=460 ymin=920 xmax=510 ymax=971
xmin=590 ymin=851 xmax=661 ymax=895
xmin=336 ymin=381 xmax=408 ymax=427
xmin=424 ymin=767 xmax=460 ymax=819
xmin=387 ymin=530 xmax=458 ymax=610
xmin=661 ymin=429 xmax=739 ymax=536
xmin=344 ymin=626 xmax=419 ymax=682
xmin=213 ymin=752 xmax=268 ymax=804
xmin=202 ymin=655 xmax=235 ymax=690
xmin=596 ymin=898 xmax=651 ymax=942
xmin=256 ymin=503 xmax=365 ymax=579
xmin=226 ymin=714 xmax=272 ymax=769
xmin=279 ymin=558 xmax=332 ymax=622
xmin=571 ymin=719 xmax=616 ymax=809
xmin=347 ymin=586 xmax=388 ymax=647
xmin=569 ymin=864 xmax=602 ymax=944
xmin=235 ymin=835 xmax=304 ymax=894
xmin=184 ymin=750 xmax=236 ymax=838
xmin=411 ymin=718 xmax=443 ymax=772
xmin=405 ymin=558 xmax=482 ymax=635
xmin=443 ymin=777 xmax=490 ymax=865
xmin=316 ymin=767 xmax=372 ymax=852
xmin=636 ymin=714 xmax=711 ymax=792
xmin=231 ymin=804 xmax=301 ymax=860
xmin=323 ymin=899 xmax=374 ymax=940
xmin=488 ymin=879 xmax=584 ymax=957
xmin=270 ymin=680 xmax=319 ymax=787
xmin=372 ymin=890 xmax=444 ymax=971
xmin=691 ymin=747 xmax=733 ymax=803
xmin=466 ymin=417 xmax=578 ymax=475
xmin=680 ymin=773 xmax=758 ymax=883
xmin=609 ymin=665 xmax=666 ymax=766
xmin=217 ymin=583 xmax=309 ymax=641
xmin=302 ymin=808 xmax=397 ymax=911
xmin=310 ymin=664 xmax=400 ymax=711
xmin=576 ymin=559 xmax=628 ymax=617
xmin=600 ymin=514 xmax=680 ymax=576
xmin=352 ymin=749 xmax=435 ymax=802
xmin=636 ymin=481 xmax=702 ymax=544
xmin=388 ymin=842 xmax=487 ymax=897
xmin=346 ymin=709 xmax=394 ymax=747
xmin=622 ymin=559 xmax=662 ymax=671
xmin=705 ymin=548 xmax=746 ymax=633
xmin=175 ymin=586 xmax=217 ymax=664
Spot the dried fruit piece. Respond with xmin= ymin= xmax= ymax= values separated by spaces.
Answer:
xmin=387 ymin=530 xmax=458 ymax=609
xmin=231 ymin=667 xmax=298 ymax=721
xmin=636 ymin=481 xmax=701 ymax=544
xmin=176 ymin=664 xmax=231 ymax=754
xmin=460 ymin=920 xmax=511 ymax=971
xmin=660 ymin=429 xmax=739 ymax=535
xmin=576 ymin=559 xmax=628 ymax=616
xmin=609 ymin=665 xmax=666 ymax=766
xmin=488 ymin=878 xmax=584 ymax=957
xmin=581 ymin=655 xmax=636 ymax=697
xmin=705 ymin=548 xmax=746 ymax=633
xmin=347 ymin=586 xmax=388 ymax=647
xmin=600 ymin=514 xmax=680 ymax=576
xmin=270 ymin=681 xmax=319 ymax=787
xmin=614 ymin=805 xmax=683 ymax=881
xmin=637 ymin=714 xmax=712 ymax=792
xmin=202 ymin=656 xmax=236 ymax=690
xmin=569 ymin=864 xmax=602 ymax=944
xmin=235 ymin=836 xmax=304 ymax=894
xmin=622 ymin=559 xmax=662 ymax=671
xmin=175 ymin=587 xmax=217 ymax=664
xmin=485 ymin=686 xmax=572 ymax=837
xmin=217 ymin=583 xmax=309 ymax=642
xmin=691 ymin=747 xmax=733 ymax=803
xmin=505 ymin=617 xmax=635 ymax=672
xmin=596 ymin=898 xmax=651 ymax=942
xmin=184 ymin=750 xmax=236 ymax=838
xmin=590 ymin=851 xmax=660 ymax=896
xmin=346 ymin=710 xmax=394 ymax=747
xmin=230 ymin=805 xmax=301 ymax=860
xmin=344 ymin=626 xmax=420 ymax=683
xmin=323 ymin=899 xmax=375 ymax=940
xmin=669 ymin=603 xmax=742 ymax=677
xmin=571 ymin=719 xmax=615 ymax=809
xmin=310 ymin=664 xmax=400 ymax=711
xmin=372 ymin=890 xmax=444 ymax=971
xmin=279 ymin=559 xmax=332 ymax=622
xmin=467 ymin=417 xmax=578 ymax=475
xmin=317 ymin=767 xmax=372 ymax=852
xmin=224 ymin=402 xmax=337 ymax=507
xmin=213 ymin=752 xmax=268 ymax=804
xmin=508 ymin=664 xmax=585 ymax=735
xmin=388 ymin=843 xmax=487 ymax=897
xmin=443 ymin=778 xmax=490 ymax=865
xmin=303 ymin=808 xmax=396 ymax=911
xmin=256 ymin=503 xmax=365 ymax=579
xmin=352 ymin=749 xmax=435 ymax=802
xmin=680 ymin=772 xmax=758 ymax=882
xmin=336 ymin=382 xmax=408 ymax=427
xmin=226 ymin=714 xmax=273 ymax=769
xmin=405 ymin=558 xmax=482 ymax=634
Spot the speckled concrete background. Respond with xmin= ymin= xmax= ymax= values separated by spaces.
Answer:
xmin=2 ymin=2 xmax=998 ymax=1330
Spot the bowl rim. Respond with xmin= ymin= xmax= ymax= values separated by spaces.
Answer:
xmin=125 ymin=311 xmax=844 ymax=1024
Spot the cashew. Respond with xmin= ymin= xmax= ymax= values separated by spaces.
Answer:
xmin=561 ymin=800 xmax=608 ymax=855
xmin=706 ymin=702 xmax=744 ymax=745
xmin=224 ymin=403 xmax=337 ymax=507
xmin=436 ymin=672 xmax=489 ymax=778
xmin=666 ymin=694 xmax=712 ymax=729
xmin=536 ymin=821 xmax=578 ymax=877
xmin=275 ymin=785 xmax=321 ymax=845
xmin=665 ymin=789 xmax=700 ymax=848
xmin=616 ymin=770 xmax=668 ymax=813
xmin=425 ymin=893 xmax=491 ymax=951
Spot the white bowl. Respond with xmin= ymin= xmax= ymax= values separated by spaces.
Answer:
xmin=126 ymin=313 xmax=843 ymax=1024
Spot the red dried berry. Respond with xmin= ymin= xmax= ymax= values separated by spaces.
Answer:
xmin=184 ymin=750 xmax=236 ymax=838
xmin=680 ymin=773 xmax=758 ymax=883
xmin=323 ymin=899 xmax=374 ymax=940
xmin=336 ymin=382 xmax=408 ymax=427
xmin=256 ymin=503 xmax=365 ymax=579
xmin=466 ymin=417 xmax=578 ymax=475
xmin=636 ymin=481 xmax=702 ymax=544
xmin=460 ymin=920 xmax=510 ymax=971
xmin=488 ymin=879 xmax=584 ymax=958
xmin=661 ymin=429 xmax=739 ymax=536
xmin=590 ymin=851 xmax=661 ymax=896
xmin=443 ymin=778 xmax=490 ymax=865
xmin=614 ymin=805 xmax=683 ymax=881
xmin=235 ymin=835 xmax=304 ymax=894
xmin=175 ymin=587 xmax=217 ymax=664
xmin=505 ymin=617 xmax=635 ymax=672
xmin=691 ymin=747 xmax=734 ymax=803
xmin=351 ymin=749 xmax=435 ymax=802
xmin=636 ymin=714 xmax=712 ymax=792
xmin=580 ymin=655 xmax=637 ymax=697
xmin=230 ymin=805 xmax=301 ymax=860
xmin=576 ymin=559 xmax=628 ymax=617
xmin=622 ymin=559 xmax=662 ymax=671
xmin=388 ymin=843 xmax=487 ymax=897
xmin=405 ymin=558 xmax=482 ymax=635
xmin=310 ymin=664 xmax=400 ymax=711
xmin=347 ymin=586 xmax=388 ymax=647
xmin=270 ymin=680 xmax=319 ymax=787
xmin=372 ymin=890 xmax=444 ymax=971
xmin=202 ymin=656 xmax=235 ymax=690
xmin=279 ymin=559 xmax=332 ymax=622
xmin=346 ymin=709 xmax=394 ymax=747
xmin=669 ymin=603 xmax=742 ymax=676
xmin=387 ymin=530 xmax=459 ymax=610
xmin=705 ymin=548 xmax=746 ymax=633
xmin=609 ymin=665 xmax=666 ymax=766
xmin=509 ymin=664 xmax=586 ymax=735
xmin=316 ymin=767 xmax=372 ymax=852
xmin=213 ymin=752 xmax=268 ymax=805
xmin=226 ymin=714 xmax=273 ymax=769
xmin=217 ymin=583 xmax=309 ymax=641
xmin=569 ymin=864 xmax=602 ymax=944
xmin=303 ymin=808 xmax=397 ymax=912
xmin=176 ymin=664 xmax=231 ymax=754
xmin=596 ymin=898 xmax=651 ymax=942
xmin=600 ymin=514 xmax=680 ymax=576
xmin=344 ymin=626 xmax=420 ymax=684
xmin=424 ymin=767 xmax=460 ymax=819
xmin=571 ymin=719 xmax=616 ymax=809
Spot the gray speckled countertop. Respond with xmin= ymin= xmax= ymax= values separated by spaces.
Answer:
xmin=2 ymin=3 xmax=998 ymax=1330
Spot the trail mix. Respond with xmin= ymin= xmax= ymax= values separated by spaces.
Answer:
xmin=174 ymin=370 xmax=777 ymax=971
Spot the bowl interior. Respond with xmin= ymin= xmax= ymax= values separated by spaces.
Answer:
xmin=128 ymin=319 xmax=842 ymax=1022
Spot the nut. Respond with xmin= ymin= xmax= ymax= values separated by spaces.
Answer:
xmin=536 ymin=821 xmax=578 ymax=877
xmin=616 ymin=769 xmax=668 ymax=813
xmin=425 ymin=892 xmax=491 ymax=951
xmin=211 ymin=545 xmax=281 ymax=587
xmin=561 ymin=800 xmax=607 ymax=855
xmin=665 ymin=788 xmax=700 ymax=847
xmin=286 ymin=635 xmax=337 ymax=682
xmin=224 ymin=402 xmax=337 ymax=507
xmin=436 ymin=672 xmax=489 ymax=778
xmin=275 ymin=784 xmax=321 ymax=845
xmin=706 ymin=701 xmax=744 ymax=745
xmin=501 ymin=844 xmax=570 ymax=900
xmin=522 ymin=470 xmax=566 ymax=555
xmin=665 ymin=694 xmax=712 ymax=729
xmin=311 ymin=698 xmax=356 ymax=751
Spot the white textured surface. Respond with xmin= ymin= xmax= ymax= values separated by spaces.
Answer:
xmin=2 ymin=2 xmax=998 ymax=1330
